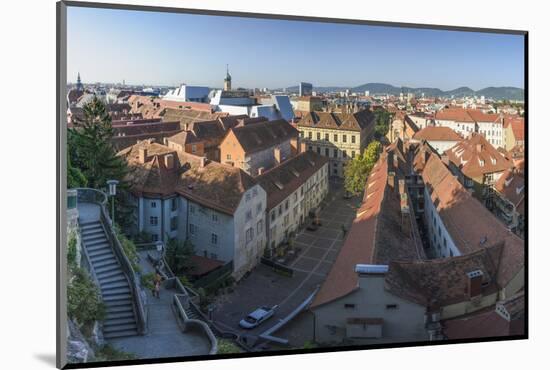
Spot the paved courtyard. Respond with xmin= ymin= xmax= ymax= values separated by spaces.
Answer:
xmin=210 ymin=181 xmax=360 ymax=345
xmin=109 ymin=251 xmax=211 ymax=359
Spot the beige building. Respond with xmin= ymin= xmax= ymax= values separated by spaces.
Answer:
xmin=257 ymin=151 xmax=329 ymax=255
xmin=296 ymin=110 xmax=375 ymax=177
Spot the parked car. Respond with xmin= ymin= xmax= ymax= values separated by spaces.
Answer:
xmin=239 ymin=305 xmax=279 ymax=329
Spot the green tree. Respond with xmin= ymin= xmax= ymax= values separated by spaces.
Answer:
xmin=165 ymin=238 xmax=196 ymax=275
xmin=67 ymin=267 xmax=106 ymax=327
xmin=67 ymin=154 xmax=88 ymax=189
xmin=373 ymin=109 xmax=392 ymax=139
xmin=344 ymin=141 xmax=382 ymax=195
xmin=68 ymin=96 xmax=135 ymax=230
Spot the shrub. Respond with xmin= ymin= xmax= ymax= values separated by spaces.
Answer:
xmin=140 ymin=272 xmax=155 ymax=291
xmin=67 ymin=232 xmax=78 ymax=268
xmin=217 ymin=339 xmax=242 ymax=354
xmin=93 ymin=344 xmax=136 ymax=362
xmin=67 ymin=267 xmax=106 ymax=326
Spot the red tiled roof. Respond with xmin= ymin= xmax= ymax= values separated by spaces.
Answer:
xmin=311 ymin=151 xmax=421 ymax=308
xmin=189 ymin=255 xmax=225 ymax=277
xmin=257 ymin=151 xmax=328 ymax=210
xmin=230 ymin=119 xmax=299 ymax=154
xmin=445 ymin=133 xmax=512 ymax=178
xmin=413 ymin=126 xmax=463 ymax=142
xmin=494 ymin=169 xmax=525 ymax=216
xmin=297 ymin=110 xmax=375 ymax=132
xmin=119 ymin=140 xmax=257 ymax=214
xmin=435 ymin=108 xmax=475 ymax=123
xmin=417 ymin=153 xmax=524 ymax=287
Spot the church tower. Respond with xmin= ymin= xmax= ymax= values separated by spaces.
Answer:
xmin=223 ymin=64 xmax=232 ymax=91
xmin=76 ymin=72 xmax=83 ymax=91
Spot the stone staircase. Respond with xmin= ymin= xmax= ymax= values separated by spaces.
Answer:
xmin=80 ymin=221 xmax=139 ymax=339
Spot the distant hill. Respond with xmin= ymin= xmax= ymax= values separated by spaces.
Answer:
xmin=284 ymin=83 xmax=523 ymax=101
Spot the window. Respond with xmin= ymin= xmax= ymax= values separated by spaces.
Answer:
xmin=226 ymin=154 xmax=232 ymax=160
xmin=333 ymin=133 xmax=338 ymax=142
xmin=253 ymin=188 xmax=258 ymax=197
xmin=285 ymin=200 xmax=289 ymax=211
xmin=325 ymin=148 xmax=329 ymax=156
xmin=351 ymin=135 xmax=356 ymax=144
xmin=343 ymin=150 xmax=347 ymax=158
xmin=170 ymin=216 xmax=178 ymax=231
xmin=191 ymin=144 xmax=197 ymax=153
xmin=190 ymin=205 xmax=195 ymax=214
xmin=151 ymin=234 xmax=158 ymax=242
xmin=333 ymin=149 xmax=338 ymax=158
xmin=211 ymin=233 xmax=218 ymax=245
xmin=317 ymin=132 xmax=321 ymax=140
xmin=246 ymin=210 xmax=252 ymax=221
xmin=150 ymin=216 xmax=158 ymax=226
xmin=210 ymin=253 xmax=218 ymax=260
xmin=386 ymin=304 xmax=398 ymax=310
xmin=212 ymin=213 xmax=218 ymax=222
xmin=284 ymin=214 xmax=289 ymax=227
xmin=308 ymin=145 xmax=313 ymax=151
xmin=270 ymin=210 xmax=276 ymax=221
xmin=293 ymin=206 xmax=298 ymax=216
xmin=325 ymin=133 xmax=329 ymax=141
xmin=151 ymin=201 xmax=157 ymax=208
xmin=246 ymin=193 xmax=251 ymax=202
xmin=257 ymin=220 xmax=263 ymax=234
xmin=317 ymin=147 xmax=321 ymax=154
xmin=171 ymin=198 xmax=178 ymax=211
xmin=344 ymin=303 xmax=355 ymax=309
xmin=301 ymin=186 xmax=304 ymax=196
xmin=300 ymin=131 xmax=304 ymax=138
xmin=245 ymin=227 xmax=254 ymax=243
xmin=293 ymin=192 xmax=298 ymax=202
xmin=278 ymin=204 xmax=282 ymax=216
xmin=343 ymin=134 xmax=347 ymax=143
xmin=189 ymin=223 xmax=196 ymax=235
xmin=351 ymin=151 xmax=356 ymax=158
xmin=256 ymin=203 xmax=262 ymax=214
xmin=308 ymin=131 xmax=312 ymax=139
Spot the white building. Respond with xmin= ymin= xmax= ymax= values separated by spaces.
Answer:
xmin=412 ymin=126 xmax=463 ymax=154
xmin=162 ymin=84 xmax=210 ymax=103
xmin=119 ymin=140 xmax=267 ymax=280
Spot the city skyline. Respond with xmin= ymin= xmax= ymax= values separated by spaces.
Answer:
xmin=67 ymin=7 xmax=525 ymax=90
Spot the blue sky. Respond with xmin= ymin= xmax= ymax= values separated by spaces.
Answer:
xmin=67 ymin=6 xmax=525 ymax=90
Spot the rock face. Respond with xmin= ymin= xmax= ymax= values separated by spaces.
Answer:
xmin=66 ymin=319 xmax=95 ymax=363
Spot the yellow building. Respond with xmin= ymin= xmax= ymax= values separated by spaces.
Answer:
xmin=296 ymin=110 xmax=375 ymax=177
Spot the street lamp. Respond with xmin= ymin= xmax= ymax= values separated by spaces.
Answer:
xmin=106 ymin=179 xmax=119 ymax=226
xmin=155 ymin=241 xmax=164 ymax=266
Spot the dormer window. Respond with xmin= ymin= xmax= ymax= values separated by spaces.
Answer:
xmin=478 ymin=159 xmax=485 ymax=167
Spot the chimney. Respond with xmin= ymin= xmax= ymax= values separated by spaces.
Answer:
xmin=164 ymin=153 xmax=174 ymax=169
xmin=398 ymin=179 xmax=409 ymax=214
xmin=274 ymin=147 xmax=282 ymax=164
xmin=199 ymin=156 xmax=207 ymax=168
xmin=387 ymin=171 xmax=396 ymax=190
xmin=139 ymin=148 xmax=148 ymax=163
xmin=441 ymin=153 xmax=449 ymax=166
xmin=258 ymin=167 xmax=265 ymax=175
xmin=466 ymin=270 xmax=483 ymax=299
xmin=300 ymin=141 xmax=307 ymax=153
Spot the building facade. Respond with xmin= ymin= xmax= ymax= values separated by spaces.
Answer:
xmin=296 ymin=110 xmax=375 ymax=177
xmin=119 ymin=140 xmax=267 ymax=280
xmin=257 ymin=151 xmax=329 ymax=254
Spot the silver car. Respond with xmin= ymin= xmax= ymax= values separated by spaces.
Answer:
xmin=239 ymin=305 xmax=278 ymax=329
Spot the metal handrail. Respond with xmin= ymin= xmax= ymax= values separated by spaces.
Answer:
xmin=74 ymin=187 xmax=148 ymax=335
xmin=99 ymin=207 xmax=148 ymax=335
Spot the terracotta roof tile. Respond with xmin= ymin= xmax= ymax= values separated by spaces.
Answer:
xmin=445 ymin=133 xmax=512 ymax=178
xmin=257 ymin=151 xmax=328 ymax=210
xmin=413 ymin=126 xmax=463 ymax=142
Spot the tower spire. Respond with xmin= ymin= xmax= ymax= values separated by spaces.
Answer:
xmin=76 ymin=72 xmax=83 ymax=91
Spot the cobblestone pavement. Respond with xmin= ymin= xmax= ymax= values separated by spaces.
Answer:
xmin=109 ymin=251 xmax=211 ymax=359
xmin=210 ymin=182 xmax=361 ymax=345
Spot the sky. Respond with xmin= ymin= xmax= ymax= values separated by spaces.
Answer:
xmin=67 ymin=6 xmax=525 ymax=90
